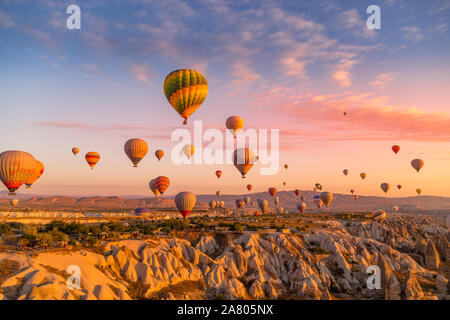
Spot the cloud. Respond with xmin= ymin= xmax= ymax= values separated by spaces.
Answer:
xmin=0 ymin=9 xmax=14 ymax=28
xmin=339 ymin=9 xmax=377 ymax=39
xmin=371 ymin=72 xmax=396 ymax=89
xmin=401 ymin=26 xmax=424 ymax=42
xmin=332 ymin=59 xmax=358 ymax=87
xmin=129 ymin=63 xmax=153 ymax=82
xmin=432 ymin=23 xmax=448 ymax=33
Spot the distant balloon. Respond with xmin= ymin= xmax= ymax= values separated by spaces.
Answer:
xmin=313 ymin=187 xmax=317 ymax=192
xmin=313 ymin=195 xmax=323 ymax=208
xmin=294 ymin=189 xmax=301 ymax=197
xmin=183 ymin=144 xmax=195 ymax=160
xmin=226 ymin=116 xmax=244 ymax=138
xmin=392 ymin=206 xmax=399 ymax=212
xmin=397 ymin=185 xmax=402 ymax=190
xmin=235 ymin=199 xmax=245 ymax=209
xmin=155 ymin=150 xmax=164 ymax=161
xmin=220 ymin=201 xmax=225 ymax=208
xmin=233 ymin=148 xmax=257 ymax=178
xmin=274 ymin=196 xmax=279 ymax=206
xmin=300 ymin=196 xmax=306 ymax=203
xmin=343 ymin=169 xmax=349 ymax=176
xmin=25 ymin=160 xmax=44 ymax=188
xmin=250 ymin=201 xmax=255 ymax=207
xmin=354 ymin=195 xmax=359 ymax=200
xmin=411 ymin=159 xmax=424 ymax=173
xmin=380 ymin=183 xmax=390 ymax=194
xmin=209 ymin=200 xmax=217 ymax=210
xmin=257 ymin=199 xmax=268 ymax=214
xmin=0 ymin=150 xmax=37 ymax=195
xmin=315 ymin=183 xmax=323 ymax=191
xmin=373 ymin=210 xmax=386 ymax=223
xmin=416 ymin=188 xmax=422 ymax=196
xmin=163 ymin=69 xmax=208 ymax=125
xmin=392 ymin=145 xmax=400 ymax=154
xmin=360 ymin=173 xmax=367 ymax=180
xmin=247 ymin=184 xmax=253 ymax=192
xmin=350 ymin=189 xmax=355 ymax=195
xmin=277 ymin=207 xmax=284 ymax=214
xmin=215 ymin=170 xmax=222 ymax=179
xmin=284 ymin=164 xmax=288 ymax=170
xmin=135 ymin=207 xmax=150 ymax=214
xmin=85 ymin=152 xmax=100 ymax=170
xmin=244 ymin=196 xmax=251 ymax=206
xmin=124 ymin=138 xmax=148 ymax=167
xmin=216 ymin=191 xmax=222 ymax=198
xmin=10 ymin=198 xmax=19 ymax=207
xmin=320 ymin=192 xmax=333 ymax=208
xmin=268 ymin=187 xmax=277 ymax=197
xmin=153 ymin=176 xmax=170 ymax=195
xmin=297 ymin=202 xmax=306 ymax=213
xmin=175 ymin=191 xmax=197 ymax=218
xmin=72 ymin=147 xmax=80 ymax=156
xmin=343 ymin=112 xmax=347 ymax=116
xmin=149 ymin=179 xmax=160 ymax=197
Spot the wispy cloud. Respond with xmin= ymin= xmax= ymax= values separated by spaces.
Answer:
xmin=371 ymin=72 xmax=397 ymax=89
xmin=401 ymin=26 xmax=424 ymax=42
xmin=129 ymin=63 xmax=154 ymax=82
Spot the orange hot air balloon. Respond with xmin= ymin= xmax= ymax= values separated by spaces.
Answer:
xmin=153 ymin=176 xmax=170 ymax=195
xmin=350 ymin=189 xmax=355 ymax=194
xmin=294 ymin=189 xmax=301 ymax=197
xmin=235 ymin=199 xmax=245 ymax=209
xmin=360 ymin=172 xmax=367 ymax=180
xmin=85 ymin=152 xmax=100 ymax=170
xmin=320 ymin=192 xmax=333 ymax=208
xmin=297 ymin=202 xmax=306 ymax=213
xmin=124 ymin=138 xmax=148 ymax=167
xmin=257 ymin=199 xmax=268 ymax=214
xmin=215 ymin=170 xmax=222 ymax=179
xmin=392 ymin=145 xmax=400 ymax=154
xmin=284 ymin=164 xmax=288 ymax=170
xmin=416 ymin=188 xmax=422 ymax=196
xmin=10 ymin=198 xmax=19 ymax=207
xmin=268 ymin=187 xmax=277 ymax=197
xmin=72 ymin=147 xmax=80 ymax=156
xmin=155 ymin=150 xmax=164 ymax=161
xmin=397 ymin=185 xmax=402 ymax=190
xmin=282 ymin=182 xmax=286 ymax=186
xmin=0 ymin=151 xmax=37 ymax=195
xmin=25 ymin=160 xmax=44 ymax=188
xmin=149 ymin=179 xmax=160 ymax=197
xmin=175 ymin=191 xmax=197 ymax=218
xmin=232 ymin=148 xmax=256 ymax=178
xmin=183 ymin=144 xmax=195 ymax=160
xmin=226 ymin=116 xmax=244 ymax=138
xmin=247 ymin=184 xmax=253 ymax=192
xmin=380 ymin=183 xmax=390 ymax=195
xmin=354 ymin=195 xmax=359 ymax=200
xmin=411 ymin=159 xmax=424 ymax=172
xmin=343 ymin=169 xmax=349 ymax=176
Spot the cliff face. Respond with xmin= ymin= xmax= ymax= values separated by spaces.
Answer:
xmin=0 ymin=217 xmax=448 ymax=300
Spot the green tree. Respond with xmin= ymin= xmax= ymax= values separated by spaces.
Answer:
xmin=37 ymin=233 xmax=53 ymax=247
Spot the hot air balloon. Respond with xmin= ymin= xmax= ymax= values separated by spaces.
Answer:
xmin=284 ymin=164 xmax=288 ymax=170
xmin=397 ymin=185 xmax=402 ymax=190
xmin=372 ymin=210 xmax=386 ymax=223
xmin=282 ymin=182 xmax=286 ymax=186
xmin=392 ymin=206 xmax=399 ymax=212
xmin=124 ymin=138 xmax=148 ymax=167
xmin=320 ymin=192 xmax=333 ymax=208
xmin=72 ymin=147 xmax=79 ymax=156
xmin=354 ymin=195 xmax=359 ymax=200
xmin=0 ymin=151 xmax=37 ymax=195
xmin=294 ymin=189 xmax=301 ymax=197
xmin=135 ymin=207 xmax=150 ymax=215
xmin=416 ymin=188 xmax=422 ymax=196
xmin=250 ymin=201 xmax=255 ymax=207
xmin=247 ymin=184 xmax=253 ymax=192
xmin=411 ymin=159 xmax=424 ymax=172
xmin=10 ymin=199 xmax=19 ymax=207
xmin=25 ymin=160 xmax=44 ymax=188
xmin=220 ymin=201 xmax=225 ymax=208
xmin=315 ymin=183 xmax=323 ymax=191
xmin=244 ymin=196 xmax=251 ymax=206
xmin=175 ymin=191 xmax=197 ymax=218
xmin=163 ymin=69 xmax=208 ymax=125
xmin=215 ymin=170 xmax=222 ymax=179
xmin=209 ymin=200 xmax=217 ymax=210
xmin=85 ymin=152 xmax=100 ymax=170
xmin=153 ymin=176 xmax=170 ymax=195
xmin=380 ymin=183 xmax=390 ymax=195
xmin=216 ymin=191 xmax=222 ymax=198
xmin=155 ymin=150 xmax=164 ymax=161
xmin=226 ymin=116 xmax=244 ymax=138
xmin=313 ymin=187 xmax=317 ymax=192
xmin=183 ymin=144 xmax=195 ymax=160
xmin=149 ymin=179 xmax=160 ymax=197
xmin=350 ymin=189 xmax=355 ymax=194
xmin=274 ymin=196 xmax=279 ymax=206
xmin=300 ymin=196 xmax=306 ymax=203
xmin=232 ymin=148 xmax=257 ymax=178
xmin=235 ymin=199 xmax=245 ymax=209
xmin=257 ymin=199 xmax=268 ymax=214
xmin=268 ymin=187 xmax=277 ymax=197
xmin=392 ymin=145 xmax=400 ymax=154
xmin=297 ymin=202 xmax=306 ymax=213
xmin=254 ymin=211 xmax=262 ymax=216
xmin=313 ymin=196 xmax=323 ymax=208
xmin=360 ymin=173 xmax=367 ymax=180
xmin=343 ymin=169 xmax=349 ymax=176
xmin=277 ymin=207 xmax=284 ymax=214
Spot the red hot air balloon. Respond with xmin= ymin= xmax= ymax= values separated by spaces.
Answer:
xmin=354 ymin=195 xmax=359 ymax=200
xmin=268 ymin=187 xmax=277 ymax=197
xmin=247 ymin=184 xmax=253 ymax=192
xmin=397 ymin=185 xmax=402 ymax=190
xmin=392 ymin=145 xmax=400 ymax=154
xmin=215 ymin=170 xmax=222 ymax=179
xmin=153 ymin=176 xmax=170 ymax=194
xmin=294 ymin=189 xmax=301 ymax=197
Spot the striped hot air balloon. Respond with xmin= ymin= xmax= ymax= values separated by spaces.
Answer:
xmin=155 ymin=150 xmax=164 ymax=161
xmin=163 ymin=69 xmax=208 ymax=125
xmin=320 ymin=192 xmax=333 ymax=208
xmin=257 ymin=199 xmax=268 ymax=214
xmin=373 ymin=210 xmax=386 ymax=223
xmin=124 ymin=138 xmax=148 ymax=167
xmin=175 ymin=191 xmax=197 ymax=218
xmin=25 ymin=160 xmax=44 ymax=188
xmin=226 ymin=116 xmax=244 ymax=138
xmin=235 ymin=199 xmax=245 ymax=209
xmin=294 ymin=189 xmax=301 ymax=197
xmin=0 ymin=150 xmax=37 ymax=195
xmin=149 ymin=179 xmax=160 ymax=197
xmin=268 ymin=187 xmax=277 ymax=197
xmin=313 ymin=195 xmax=322 ymax=208
xmin=153 ymin=176 xmax=170 ymax=195
xmin=232 ymin=148 xmax=257 ymax=178
xmin=209 ymin=200 xmax=217 ymax=210
xmin=215 ymin=170 xmax=222 ymax=179
xmin=85 ymin=152 xmax=100 ymax=170
xmin=183 ymin=144 xmax=195 ymax=160
xmin=297 ymin=202 xmax=306 ymax=213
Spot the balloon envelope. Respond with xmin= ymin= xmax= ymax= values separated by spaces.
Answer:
xmin=183 ymin=144 xmax=195 ymax=160
xmin=215 ymin=170 xmax=222 ymax=179
xmin=257 ymin=199 xmax=268 ymax=214
xmin=72 ymin=147 xmax=79 ymax=156
xmin=232 ymin=148 xmax=256 ymax=178
xmin=392 ymin=145 xmax=400 ymax=154
xmin=373 ymin=210 xmax=386 ymax=223
xmin=320 ymin=192 xmax=333 ymax=207
xmin=155 ymin=150 xmax=164 ymax=161
xmin=216 ymin=191 xmax=222 ymax=198
xmin=268 ymin=187 xmax=277 ymax=197
xmin=124 ymin=138 xmax=148 ymax=167
xmin=343 ymin=169 xmax=349 ymax=176
xmin=247 ymin=184 xmax=253 ymax=192
xmin=297 ymin=202 xmax=306 ymax=213
xmin=416 ymin=188 xmax=422 ymax=195
xmin=25 ymin=160 xmax=44 ymax=188
xmin=411 ymin=159 xmax=424 ymax=172
xmin=360 ymin=173 xmax=367 ymax=180
xmin=380 ymin=183 xmax=390 ymax=194
xmin=226 ymin=116 xmax=244 ymax=138
xmin=10 ymin=199 xmax=19 ymax=207
xmin=85 ymin=152 xmax=100 ymax=170
xmin=175 ymin=191 xmax=197 ymax=218
xmin=294 ymin=189 xmax=301 ymax=197
xmin=149 ymin=179 xmax=160 ymax=197
xmin=153 ymin=176 xmax=170 ymax=194
xmin=0 ymin=150 xmax=37 ymax=194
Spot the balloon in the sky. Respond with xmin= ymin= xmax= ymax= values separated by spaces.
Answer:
xmin=343 ymin=169 xmax=349 ymax=176
xmin=354 ymin=195 xmax=359 ymax=200
xmin=0 ymin=151 xmax=37 ymax=195
xmin=85 ymin=152 xmax=100 ymax=170
xmin=247 ymin=184 xmax=253 ymax=192
xmin=250 ymin=201 xmax=255 ymax=207
xmin=232 ymin=148 xmax=257 ymax=178
xmin=350 ymin=189 xmax=355 ymax=194
xmin=392 ymin=206 xmax=399 ymax=212
xmin=124 ymin=138 xmax=148 ymax=167
xmin=284 ymin=164 xmax=288 ymax=170
xmin=163 ymin=69 xmax=208 ymax=125
xmin=313 ymin=195 xmax=323 ymax=208
xmin=315 ymin=183 xmax=323 ymax=191
xmin=320 ymin=192 xmax=333 ymax=208
xmin=297 ymin=202 xmax=306 ymax=213
xmin=220 ymin=201 xmax=225 ymax=208
xmin=153 ymin=176 xmax=170 ymax=195
xmin=397 ymin=185 xmax=402 ymax=190
xmin=380 ymin=183 xmax=390 ymax=195
xmin=294 ymin=189 xmax=301 ymax=197
xmin=282 ymin=182 xmax=286 ymax=186
xmin=216 ymin=191 xmax=221 ymax=198
xmin=183 ymin=144 xmax=195 ymax=160
xmin=244 ymin=196 xmax=251 ymax=206
xmin=135 ymin=207 xmax=150 ymax=215
xmin=360 ymin=173 xmax=367 ymax=180
xmin=257 ymin=199 xmax=268 ymax=214
xmin=10 ymin=198 xmax=19 ymax=207
xmin=209 ymin=200 xmax=217 ymax=210
xmin=235 ymin=199 xmax=245 ymax=209
xmin=411 ymin=159 xmax=424 ymax=172
xmin=149 ymin=179 xmax=160 ymax=197
xmin=392 ymin=145 xmax=400 ymax=154
xmin=155 ymin=150 xmax=164 ymax=161
xmin=373 ymin=210 xmax=386 ymax=223
xmin=277 ymin=207 xmax=284 ymax=214
xmin=416 ymin=188 xmax=422 ymax=196
xmin=215 ymin=170 xmax=222 ymax=179
xmin=25 ymin=160 xmax=44 ymax=188
xmin=72 ymin=147 xmax=80 ymax=156
xmin=268 ymin=187 xmax=277 ymax=197
xmin=175 ymin=191 xmax=197 ymax=218
xmin=300 ymin=196 xmax=305 ymax=203
xmin=274 ymin=196 xmax=279 ymax=206
xmin=226 ymin=116 xmax=244 ymax=138
xmin=313 ymin=187 xmax=317 ymax=192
